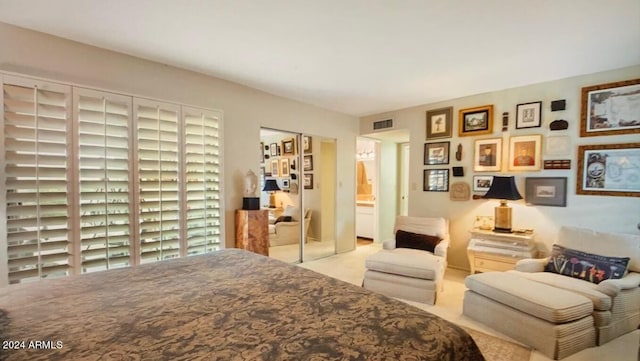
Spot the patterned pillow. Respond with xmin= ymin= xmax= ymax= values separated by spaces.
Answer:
xmin=544 ymin=244 xmax=630 ymax=284
xmin=395 ymin=229 xmax=442 ymax=253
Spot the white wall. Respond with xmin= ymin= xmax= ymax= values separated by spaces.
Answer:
xmin=0 ymin=22 xmax=359 ymax=256
xmin=361 ymin=65 xmax=640 ymax=271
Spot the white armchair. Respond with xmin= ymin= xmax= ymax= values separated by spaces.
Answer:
xmin=463 ymin=226 xmax=640 ymax=359
xmin=268 ymin=208 xmax=312 ymax=246
xmin=363 ymin=216 xmax=449 ymax=305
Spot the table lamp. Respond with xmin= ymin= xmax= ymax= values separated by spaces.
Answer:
xmin=262 ymin=179 xmax=281 ymax=208
xmin=483 ymin=176 xmax=522 ymax=233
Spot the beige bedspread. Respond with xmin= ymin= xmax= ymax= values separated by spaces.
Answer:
xmin=0 ymin=249 xmax=483 ymax=360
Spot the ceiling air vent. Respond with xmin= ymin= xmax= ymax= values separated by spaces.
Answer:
xmin=373 ymin=119 xmax=393 ymax=130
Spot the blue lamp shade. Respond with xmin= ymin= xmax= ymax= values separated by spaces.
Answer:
xmin=483 ymin=176 xmax=522 ymax=201
xmin=483 ymin=176 xmax=522 ymax=233
xmin=262 ymin=179 xmax=281 ymax=192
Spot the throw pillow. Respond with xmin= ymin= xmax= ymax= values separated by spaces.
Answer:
xmin=274 ymin=216 xmax=292 ymax=224
xmin=395 ymin=229 xmax=442 ymax=253
xmin=544 ymin=244 xmax=630 ymax=284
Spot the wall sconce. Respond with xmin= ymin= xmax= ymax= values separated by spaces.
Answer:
xmin=262 ymin=179 xmax=281 ymax=208
xmin=483 ymin=176 xmax=522 ymax=233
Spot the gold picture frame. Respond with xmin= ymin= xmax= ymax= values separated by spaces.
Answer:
xmin=458 ymin=105 xmax=494 ymax=136
xmin=580 ymin=78 xmax=640 ymax=137
xmin=576 ymin=142 xmax=640 ymax=197
xmin=508 ymin=134 xmax=542 ymax=171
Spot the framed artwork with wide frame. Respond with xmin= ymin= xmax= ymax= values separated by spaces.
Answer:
xmin=282 ymin=138 xmax=296 ymax=155
xmin=525 ymin=177 xmax=567 ymax=207
xmin=426 ymin=106 xmax=453 ymax=139
xmin=508 ymin=134 xmax=542 ymax=171
xmin=303 ymin=135 xmax=312 ymax=153
xmin=473 ymin=138 xmax=502 ymax=172
xmin=303 ymin=155 xmax=313 ymax=171
xmin=270 ymin=159 xmax=279 ymax=177
xmin=580 ymin=78 xmax=640 ymax=137
xmin=472 ymin=175 xmax=494 ymax=192
xmin=423 ymin=169 xmax=449 ymax=192
xmin=424 ymin=141 xmax=450 ymax=165
xmin=576 ymin=142 xmax=640 ymax=197
xmin=304 ymin=174 xmax=314 ymax=189
xmin=458 ymin=104 xmax=493 ymax=136
xmin=280 ymin=158 xmax=290 ymax=177
xmin=516 ymin=101 xmax=542 ymax=129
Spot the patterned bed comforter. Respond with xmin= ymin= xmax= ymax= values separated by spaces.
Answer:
xmin=0 ymin=249 xmax=484 ymax=361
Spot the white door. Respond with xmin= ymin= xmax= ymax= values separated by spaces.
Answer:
xmin=399 ymin=143 xmax=410 ymax=216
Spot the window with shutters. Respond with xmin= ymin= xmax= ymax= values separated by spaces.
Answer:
xmin=2 ymin=76 xmax=72 ymax=284
xmin=183 ymin=107 xmax=222 ymax=256
xmin=1 ymin=74 xmax=223 ymax=286
xmin=75 ymin=88 xmax=133 ymax=273
xmin=135 ymin=99 xmax=182 ymax=264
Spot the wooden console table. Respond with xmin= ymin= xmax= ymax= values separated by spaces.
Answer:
xmin=235 ymin=209 xmax=269 ymax=256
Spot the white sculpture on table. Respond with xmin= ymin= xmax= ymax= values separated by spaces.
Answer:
xmin=244 ymin=170 xmax=258 ymax=197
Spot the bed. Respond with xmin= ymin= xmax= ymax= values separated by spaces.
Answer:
xmin=0 ymin=249 xmax=484 ymax=360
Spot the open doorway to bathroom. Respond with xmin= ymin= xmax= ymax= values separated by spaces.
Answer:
xmin=356 ymin=138 xmax=378 ymax=246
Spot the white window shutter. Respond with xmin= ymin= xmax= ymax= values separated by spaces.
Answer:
xmin=182 ymin=106 xmax=222 ymax=255
xmin=134 ymin=98 xmax=182 ymax=263
xmin=2 ymin=76 xmax=73 ymax=284
xmin=74 ymin=88 xmax=134 ymax=273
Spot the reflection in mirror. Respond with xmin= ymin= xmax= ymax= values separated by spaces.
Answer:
xmin=259 ymin=129 xmax=336 ymax=263
xmin=302 ymin=136 xmax=336 ymax=262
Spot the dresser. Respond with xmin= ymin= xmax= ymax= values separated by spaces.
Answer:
xmin=467 ymin=229 xmax=536 ymax=274
xmin=235 ymin=209 xmax=269 ymax=256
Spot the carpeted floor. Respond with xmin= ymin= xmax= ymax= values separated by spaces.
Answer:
xmin=297 ymin=243 xmax=640 ymax=361
xmin=464 ymin=326 xmax=531 ymax=361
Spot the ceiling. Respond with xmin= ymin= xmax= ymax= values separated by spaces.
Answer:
xmin=0 ymin=0 xmax=638 ymax=117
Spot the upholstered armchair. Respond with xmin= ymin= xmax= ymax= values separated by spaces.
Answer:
xmin=363 ymin=216 xmax=450 ymax=305
xmin=463 ymin=226 xmax=640 ymax=359
xmin=268 ymin=208 xmax=312 ymax=246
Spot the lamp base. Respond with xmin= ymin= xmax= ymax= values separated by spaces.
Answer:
xmin=494 ymin=200 xmax=513 ymax=233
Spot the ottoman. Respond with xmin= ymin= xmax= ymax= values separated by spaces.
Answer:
xmin=463 ymin=272 xmax=596 ymax=360
xmin=363 ymin=248 xmax=445 ymax=305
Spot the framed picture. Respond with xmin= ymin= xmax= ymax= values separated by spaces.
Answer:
xmin=508 ymin=134 xmax=542 ymax=171
xmin=580 ymin=78 xmax=640 ymax=137
xmin=304 ymin=174 xmax=314 ymax=189
xmin=303 ymin=155 xmax=313 ymax=171
xmin=458 ymin=105 xmax=493 ymax=136
xmin=260 ymin=142 xmax=265 ymax=163
xmin=473 ymin=138 xmax=502 ymax=172
xmin=303 ymin=135 xmax=312 ymax=153
xmin=281 ymin=178 xmax=290 ymax=190
xmin=576 ymin=142 xmax=640 ymax=197
xmin=424 ymin=141 xmax=450 ymax=165
xmin=525 ymin=177 xmax=567 ymax=207
xmin=280 ymin=158 xmax=290 ymax=177
xmin=270 ymin=159 xmax=279 ymax=177
xmin=472 ymin=175 xmax=494 ymax=192
xmin=269 ymin=143 xmax=278 ymax=156
xmin=282 ymin=138 xmax=295 ymax=155
xmin=516 ymin=101 xmax=542 ymax=129
xmin=423 ymin=169 xmax=449 ymax=192
xmin=426 ymin=106 xmax=453 ymax=139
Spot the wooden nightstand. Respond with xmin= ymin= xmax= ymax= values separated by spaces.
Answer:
xmin=467 ymin=229 xmax=536 ymax=274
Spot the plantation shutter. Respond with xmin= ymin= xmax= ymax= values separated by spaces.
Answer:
xmin=2 ymin=76 xmax=72 ymax=284
xmin=75 ymin=88 xmax=133 ymax=273
xmin=135 ymin=99 xmax=181 ymax=263
xmin=182 ymin=107 xmax=222 ymax=255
